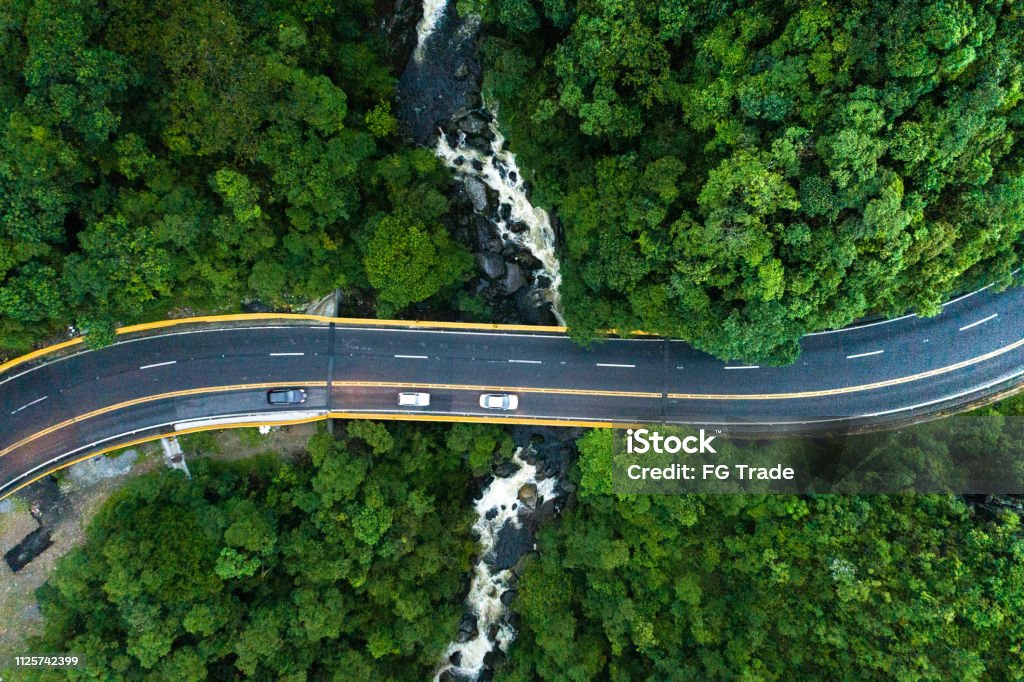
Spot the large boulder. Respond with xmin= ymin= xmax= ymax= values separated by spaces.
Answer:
xmin=464 ymin=177 xmax=489 ymax=212
xmin=456 ymin=613 xmax=479 ymax=643
xmin=477 ymin=253 xmax=505 ymax=280
xmin=501 ymin=263 xmax=525 ymax=294
xmin=457 ymin=112 xmax=488 ymax=134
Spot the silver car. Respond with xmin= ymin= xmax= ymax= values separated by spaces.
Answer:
xmin=267 ymin=389 xmax=307 ymax=405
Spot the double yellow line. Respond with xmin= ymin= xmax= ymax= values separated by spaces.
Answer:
xmin=7 ymin=333 xmax=1024 ymax=462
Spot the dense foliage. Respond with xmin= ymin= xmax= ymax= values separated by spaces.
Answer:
xmin=0 ymin=0 xmax=469 ymax=352
xmin=499 ymin=428 xmax=1024 ymax=680
xmin=477 ymin=0 xmax=1024 ymax=361
xmin=27 ymin=423 xmax=492 ymax=680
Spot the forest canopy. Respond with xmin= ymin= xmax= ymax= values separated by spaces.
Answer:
xmin=476 ymin=0 xmax=1024 ymax=361
xmin=26 ymin=423 xmax=503 ymax=680
xmin=498 ymin=428 xmax=1024 ymax=680
xmin=0 ymin=0 xmax=468 ymax=352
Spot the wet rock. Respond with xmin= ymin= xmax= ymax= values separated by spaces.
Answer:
xmin=484 ymin=649 xmax=507 ymax=669
xmin=509 ymin=170 xmax=518 ymax=182
xmin=501 ymin=264 xmax=525 ymax=294
xmin=449 ymin=650 xmax=463 ymax=667
xmin=514 ymin=251 xmax=542 ymax=271
xmin=454 ymin=62 xmax=470 ymax=80
xmin=457 ymin=613 xmax=479 ymax=643
xmin=477 ymin=253 xmax=505 ymax=280
xmin=485 ymin=508 xmax=499 ymax=521
xmin=498 ymin=203 xmax=512 ymax=221
xmin=536 ymin=275 xmax=552 ymax=289
xmin=491 ymin=519 xmax=533 ymax=570
xmin=466 ymin=134 xmax=491 ymax=150
xmin=465 ymin=177 xmax=489 ymax=212
xmin=509 ymin=221 xmax=529 ymax=234
xmin=513 ymin=289 xmax=557 ymax=326
xmin=458 ymin=112 xmax=488 ymax=135
xmin=517 ymin=483 xmax=537 ymax=505
xmin=471 ymin=159 xmax=485 ymax=172
xmin=500 ymin=588 xmax=518 ymax=606
xmin=493 ymin=460 xmax=521 ymax=477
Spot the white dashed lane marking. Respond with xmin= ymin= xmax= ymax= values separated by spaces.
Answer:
xmin=959 ymin=314 xmax=998 ymax=331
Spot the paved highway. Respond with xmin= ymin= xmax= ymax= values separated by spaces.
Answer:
xmin=2 ymin=282 xmax=1024 ymax=498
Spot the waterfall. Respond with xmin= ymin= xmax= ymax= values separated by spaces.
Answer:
xmin=435 ymin=449 xmax=557 ymax=681
xmin=404 ymin=0 xmax=567 ymax=676
xmin=413 ymin=0 xmax=449 ymax=62
xmin=436 ymin=125 xmax=564 ymax=323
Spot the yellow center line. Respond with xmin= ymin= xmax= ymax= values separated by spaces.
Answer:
xmin=0 ymin=382 xmax=328 ymax=459
xmin=5 ymin=336 xmax=1024 ymax=461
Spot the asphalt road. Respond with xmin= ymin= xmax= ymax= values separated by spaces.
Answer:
xmin=2 ymin=282 xmax=1024 ymax=497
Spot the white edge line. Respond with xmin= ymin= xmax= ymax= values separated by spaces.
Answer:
xmin=724 ymin=365 xmax=760 ymax=370
xmin=0 ymin=411 xmax=329 ymax=495
xmin=846 ymin=350 xmax=885 ymax=359
xmin=596 ymin=363 xmax=636 ymax=368
xmin=508 ymin=359 xmax=542 ymax=364
xmin=139 ymin=360 xmax=177 ymax=370
xmin=394 ymin=354 xmax=429 ymax=359
xmin=959 ymin=314 xmax=998 ymax=332
xmin=269 ymin=352 xmax=305 ymax=356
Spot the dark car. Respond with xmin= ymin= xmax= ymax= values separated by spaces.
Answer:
xmin=267 ymin=388 xmax=307 ymax=405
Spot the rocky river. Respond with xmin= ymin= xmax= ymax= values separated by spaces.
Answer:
xmin=393 ymin=0 xmax=578 ymax=677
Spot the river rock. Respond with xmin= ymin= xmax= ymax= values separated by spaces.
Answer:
xmin=464 ymin=177 xmax=489 ymax=212
xmin=477 ymin=253 xmax=505 ymax=280
xmin=501 ymin=264 xmax=525 ymax=294
xmin=454 ymin=62 xmax=470 ymax=80
xmin=498 ymin=203 xmax=512 ymax=221
xmin=514 ymin=251 xmax=542 ymax=271
xmin=509 ymin=221 xmax=528 ymax=234
xmin=456 ymin=613 xmax=479 ymax=643
xmin=484 ymin=648 xmax=507 ymax=669
xmin=500 ymin=588 xmax=518 ymax=606
xmin=458 ymin=112 xmax=488 ymax=135
xmin=514 ymin=289 xmax=557 ymax=326
xmin=449 ymin=651 xmax=462 ymax=667
xmin=491 ymin=519 xmax=533 ymax=570
xmin=467 ymin=138 xmax=492 ymax=153
xmin=517 ymin=483 xmax=537 ymax=505
xmin=493 ymin=460 xmax=521 ymax=477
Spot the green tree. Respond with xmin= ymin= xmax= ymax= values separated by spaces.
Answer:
xmin=364 ymin=214 xmax=472 ymax=314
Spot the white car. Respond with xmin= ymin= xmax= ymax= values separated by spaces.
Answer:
xmin=479 ymin=394 xmax=518 ymax=410
xmin=398 ymin=392 xmax=430 ymax=407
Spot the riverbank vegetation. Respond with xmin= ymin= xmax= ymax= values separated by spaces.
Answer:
xmin=0 ymin=0 xmax=470 ymax=353
xmin=23 ymin=423 xmax=488 ymax=680
xmin=476 ymin=0 xmax=1024 ymax=362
